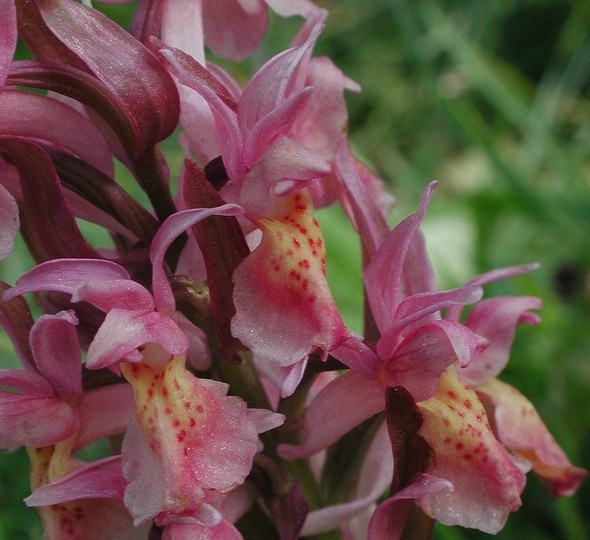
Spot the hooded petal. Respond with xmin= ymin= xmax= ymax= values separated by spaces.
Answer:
xmin=231 ymin=190 xmax=349 ymax=382
xmin=477 ymin=379 xmax=587 ymax=497
xmin=416 ymin=368 xmax=525 ymax=534
xmin=86 ymin=309 xmax=188 ymax=370
xmin=383 ymin=321 xmax=488 ymax=402
xmin=29 ymin=311 xmax=82 ymax=401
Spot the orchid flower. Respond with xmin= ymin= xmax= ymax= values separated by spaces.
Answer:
xmin=5 ymin=203 xmax=284 ymax=532
xmin=0 ymin=288 xmax=139 ymax=538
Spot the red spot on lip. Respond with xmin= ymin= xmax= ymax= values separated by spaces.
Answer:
xmin=162 ymin=387 xmax=168 ymax=397
xmin=443 ymin=418 xmax=450 ymax=426
xmin=456 ymin=442 xmax=464 ymax=450
xmin=293 ymin=238 xmax=301 ymax=248
xmin=443 ymin=436 xmax=452 ymax=444
xmin=299 ymin=259 xmax=310 ymax=269
xmin=177 ymin=430 xmax=187 ymax=442
xmin=184 ymin=401 xmax=191 ymax=409
xmin=463 ymin=399 xmax=472 ymax=409
xmin=447 ymin=391 xmax=457 ymax=399
xmin=196 ymin=405 xmax=204 ymax=413
xmin=189 ymin=418 xmax=196 ymax=428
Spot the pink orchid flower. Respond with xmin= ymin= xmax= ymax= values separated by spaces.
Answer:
xmin=0 ymin=289 xmax=139 ymax=538
xmin=5 ymin=203 xmax=284 ymax=532
xmin=277 ymin=184 xmax=543 ymax=535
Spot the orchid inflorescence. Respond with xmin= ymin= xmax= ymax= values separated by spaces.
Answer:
xmin=0 ymin=1 xmax=586 ymax=539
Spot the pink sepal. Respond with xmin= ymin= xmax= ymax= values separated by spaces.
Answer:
xmin=202 ymin=0 xmax=267 ymax=62
xmin=477 ymin=379 xmax=588 ymax=497
xmin=0 ymin=185 xmax=18 ymax=260
xmin=364 ymin=182 xmax=437 ymax=334
xmin=25 ymin=455 xmax=126 ymax=506
xmin=301 ymin=423 xmax=392 ymax=535
xmin=457 ymin=296 xmax=542 ymax=385
xmin=86 ymin=309 xmax=188 ymax=370
xmin=278 ymin=371 xmax=383 ymax=460
xmin=0 ymin=369 xmax=54 ymax=397
xmin=446 ymin=263 xmax=540 ymax=322
xmin=150 ymin=204 xmax=243 ymax=314
xmin=333 ymin=141 xmax=390 ymax=257
xmin=368 ymin=474 xmax=453 ymax=540
xmin=246 ymin=408 xmax=285 ymax=433
xmin=74 ymin=383 xmax=134 ymax=451
xmin=4 ymin=258 xmax=129 ymax=301
xmin=72 ymin=280 xmax=155 ymax=313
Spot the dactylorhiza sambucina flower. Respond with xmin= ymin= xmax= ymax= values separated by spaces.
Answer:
xmin=0 ymin=0 xmax=586 ymax=539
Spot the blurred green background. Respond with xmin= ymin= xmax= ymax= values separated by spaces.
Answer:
xmin=1 ymin=0 xmax=589 ymax=538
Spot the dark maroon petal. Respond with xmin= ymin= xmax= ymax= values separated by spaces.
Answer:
xmin=0 ymin=0 xmax=16 ymax=89
xmin=182 ymin=159 xmax=249 ymax=362
xmin=15 ymin=0 xmax=179 ymax=157
xmin=0 ymin=282 xmax=35 ymax=371
xmin=0 ymin=137 xmax=101 ymax=261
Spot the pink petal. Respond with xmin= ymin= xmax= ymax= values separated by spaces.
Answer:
xmin=163 ymin=520 xmax=242 ymax=540
xmin=330 ymin=335 xmax=381 ymax=378
xmin=86 ymin=309 xmax=188 ymax=370
xmin=0 ymin=185 xmax=18 ymax=260
xmin=458 ymin=296 xmax=542 ymax=385
xmin=368 ymin=475 xmax=452 ymax=540
xmin=417 ymin=368 xmax=525 ymax=534
xmin=477 ymin=379 xmax=588 ymax=497
xmin=376 ymin=285 xmax=483 ymax=359
xmin=243 ymin=88 xmax=314 ymax=168
xmin=364 ymin=182 xmax=437 ymax=334
xmin=0 ymin=392 xmax=76 ymax=448
xmin=231 ymin=190 xmax=348 ymax=375
xmin=278 ymin=371 xmax=383 ymax=460
xmin=237 ymin=25 xmax=321 ymax=133
xmin=29 ymin=312 xmax=82 ymax=400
